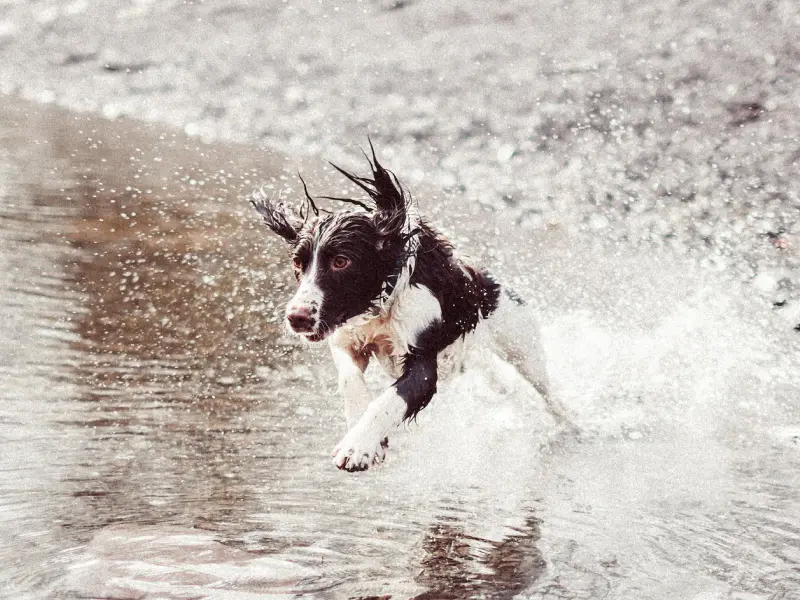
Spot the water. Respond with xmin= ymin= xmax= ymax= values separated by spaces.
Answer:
xmin=1 ymin=97 xmax=798 ymax=600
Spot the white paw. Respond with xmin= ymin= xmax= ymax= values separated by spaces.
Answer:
xmin=331 ymin=428 xmax=389 ymax=472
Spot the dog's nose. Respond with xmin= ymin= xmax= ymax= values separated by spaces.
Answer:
xmin=286 ymin=307 xmax=315 ymax=332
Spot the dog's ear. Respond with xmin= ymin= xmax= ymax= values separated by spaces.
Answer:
xmin=249 ymin=188 xmax=302 ymax=243
xmin=329 ymin=140 xmax=408 ymax=240
xmin=365 ymin=140 xmax=407 ymax=220
xmin=369 ymin=149 xmax=408 ymax=240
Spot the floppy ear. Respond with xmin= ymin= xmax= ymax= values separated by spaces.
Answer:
xmin=329 ymin=140 xmax=408 ymax=239
xmin=249 ymin=188 xmax=301 ymax=243
xmin=364 ymin=139 xmax=407 ymax=219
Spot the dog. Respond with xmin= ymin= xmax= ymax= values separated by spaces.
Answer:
xmin=251 ymin=145 xmax=557 ymax=471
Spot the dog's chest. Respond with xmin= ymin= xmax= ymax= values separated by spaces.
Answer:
xmin=344 ymin=316 xmax=468 ymax=381
xmin=344 ymin=315 xmax=404 ymax=376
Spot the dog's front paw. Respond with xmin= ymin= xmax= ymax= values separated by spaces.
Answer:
xmin=332 ymin=429 xmax=389 ymax=472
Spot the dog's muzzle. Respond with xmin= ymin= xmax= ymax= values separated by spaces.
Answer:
xmin=286 ymin=305 xmax=316 ymax=333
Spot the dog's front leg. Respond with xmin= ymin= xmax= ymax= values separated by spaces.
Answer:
xmin=329 ymin=330 xmax=371 ymax=428
xmin=332 ymin=349 xmax=439 ymax=472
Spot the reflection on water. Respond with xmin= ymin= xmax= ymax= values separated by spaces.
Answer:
xmin=0 ymin=97 xmax=799 ymax=600
xmin=414 ymin=514 xmax=544 ymax=600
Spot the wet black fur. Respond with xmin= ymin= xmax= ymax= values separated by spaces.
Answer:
xmin=410 ymin=226 xmax=501 ymax=349
xmin=291 ymin=213 xmax=404 ymax=331
xmin=250 ymin=192 xmax=301 ymax=243
xmin=251 ymin=147 xmax=501 ymax=422
xmin=396 ymin=325 xmax=440 ymax=420
xmin=392 ymin=225 xmax=501 ymax=419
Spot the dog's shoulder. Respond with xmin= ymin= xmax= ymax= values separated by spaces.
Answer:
xmin=334 ymin=221 xmax=501 ymax=360
xmin=409 ymin=223 xmax=501 ymax=348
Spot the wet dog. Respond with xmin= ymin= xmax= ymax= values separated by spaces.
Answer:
xmin=251 ymin=146 xmax=555 ymax=471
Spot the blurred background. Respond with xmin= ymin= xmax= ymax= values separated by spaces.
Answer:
xmin=0 ymin=1 xmax=798 ymax=599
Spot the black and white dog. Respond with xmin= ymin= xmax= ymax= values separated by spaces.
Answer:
xmin=251 ymin=147 xmax=556 ymax=471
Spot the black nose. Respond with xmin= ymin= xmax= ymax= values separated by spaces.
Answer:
xmin=286 ymin=307 xmax=315 ymax=332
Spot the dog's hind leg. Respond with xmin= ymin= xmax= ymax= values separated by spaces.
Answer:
xmin=487 ymin=291 xmax=570 ymax=424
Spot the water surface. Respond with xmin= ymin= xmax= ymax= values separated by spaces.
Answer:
xmin=1 ymin=98 xmax=798 ymax=600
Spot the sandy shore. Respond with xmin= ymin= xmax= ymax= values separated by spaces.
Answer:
xmin=1 ymin=0 xmax=798 ymax=321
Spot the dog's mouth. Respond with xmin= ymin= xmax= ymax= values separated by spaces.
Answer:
xmin=301 ymin=313 xmax=349 ymax=343
xmin=303 ymin=331 xmax=329 ymax=343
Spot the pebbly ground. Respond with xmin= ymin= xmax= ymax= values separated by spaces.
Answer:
xmin=1 ymin=0 xmax=799 ymax=325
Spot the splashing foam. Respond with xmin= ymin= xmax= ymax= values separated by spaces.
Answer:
xmin=368 ymin=234 xmax=799 ymax=508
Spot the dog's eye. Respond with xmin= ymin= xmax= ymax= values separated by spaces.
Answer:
xmin=331 ymin=256 xmax=351 ymax=271
xmin=292 ymin=256 xmax=303 ymax=270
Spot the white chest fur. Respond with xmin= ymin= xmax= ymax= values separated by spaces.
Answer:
xmin=337 ymin=283 xmax=445 ymax=375
xmin=335 ymin=283 xmax=474 ymax=382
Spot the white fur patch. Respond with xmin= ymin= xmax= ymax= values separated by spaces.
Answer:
xmin=389 ymin=284 xmax=442 ymax=350
xmin=329 ymin=329 xmax=372 ymax=427
xmin=286 ymin=245 xmax=324 ymax=316
xmin=331 ymin=388 xmax=406 ymax=471
xmin=343 ymin=284 xmax=441 ymax=357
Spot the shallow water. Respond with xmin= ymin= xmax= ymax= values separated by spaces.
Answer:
xmin=1 ymin=98 xmax=798 ymax=600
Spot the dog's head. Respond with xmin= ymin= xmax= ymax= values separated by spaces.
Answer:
xmin=251 ymin=147 xmax=414 ymax=342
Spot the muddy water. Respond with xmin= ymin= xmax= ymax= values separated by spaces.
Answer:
xmin=1 ymin=98 xmax=799 ymax=600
